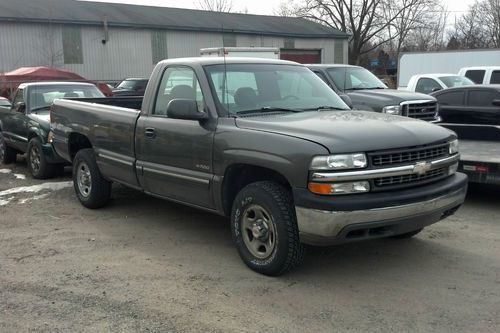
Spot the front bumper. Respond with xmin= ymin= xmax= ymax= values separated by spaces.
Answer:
xmin=294 ymin=173 xmax=468 ymax=246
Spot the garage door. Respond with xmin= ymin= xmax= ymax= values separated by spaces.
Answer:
xmin=280 ymin=49 xmax=321 ymax=64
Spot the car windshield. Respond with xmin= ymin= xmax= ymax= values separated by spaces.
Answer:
xmin=116 ymin=80 xmax=145 ymax=90
xmin=204 ymin=64 xmax=350 ymax=115
xmin=327 ymin=67 xmax=387 ymax=90
xmin=29 ymin=85 xmax=104 ymax=112
xmin=438 ymin=76 xmax=475 ymax=88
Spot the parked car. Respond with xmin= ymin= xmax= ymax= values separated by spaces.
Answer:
xmin=50 ymin=57 xmax=467 ymax=276
xmin=430 ymin=85 xmax=500 ymax=124
xmin=307 ymin=64 xmax=440 ymax=122
xmin=0 ymin=97 xmax=11 ymax=108
xmin=0 ymin=82 xmax=104 ymax=178
xmin=112 ymin=78 xmax=149 ymax=96
xmin=458 ymin=66 xmax=500 ymax=85
xmin=404 ymin=74 xmax=475 ymax=94
xmin=431 ymin=85 xmax=500 ymax=185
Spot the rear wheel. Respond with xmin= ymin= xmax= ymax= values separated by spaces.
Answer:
xmin=231 ymin=181 xmax=304 ymax=276
xmin=73 ymin=149 xmax=111 ymax=209
xmin=0 ymin=132 xmax=17 ymax=164
xmin=28 ymin=137 xmax=55 ymax=179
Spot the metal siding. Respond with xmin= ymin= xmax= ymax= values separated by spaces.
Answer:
xmin=166 ymin=31 xmax=221 ymax=58
xmin=0 ymin=22 xmax=345 ymax=80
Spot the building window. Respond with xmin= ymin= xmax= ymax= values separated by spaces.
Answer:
xmin=284 ymin=37 xmax=295 ymax=49
xmin=222 ymin=33 xmax=236 ymax=47
xmin=62 ymin=26 xmax=83 ymax=64
xmin=151 ymin=30 xmax=168 ymax=64
xmin=334 ymin=39 xmax=344 ymax=63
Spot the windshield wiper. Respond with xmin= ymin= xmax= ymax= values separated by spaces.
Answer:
xmin=236 ymin=107 xmax=302 ymax=115
xmin=30 ymin=106 xmax=51 ymax=113
xmin=303 ymin=106 xmax=350 ymax=111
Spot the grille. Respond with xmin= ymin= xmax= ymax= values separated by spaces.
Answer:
xmin=371 ymin=144 xmax=448 ymax=167
xmin=374 ymin=167 xmax=447 ymax=187
xmin=403 ymin=101 xmax=438 ymax=121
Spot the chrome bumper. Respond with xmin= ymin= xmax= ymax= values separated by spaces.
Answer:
xmin=295 ymin=186 xmax=467 ymax=244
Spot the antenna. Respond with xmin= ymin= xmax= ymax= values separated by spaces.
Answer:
xmin=221 ymin=24 xmax=230 ymax=114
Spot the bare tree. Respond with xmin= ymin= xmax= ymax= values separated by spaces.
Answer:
xmin=452 ymin=0 xmax=500 ymax=49
xmin=197 ymin=0 xmax=234 ymax=12
xmin=276 ymin=0 xmax=437 ymax=65
xmin=383 ymin=0 xmax=447 ymax=56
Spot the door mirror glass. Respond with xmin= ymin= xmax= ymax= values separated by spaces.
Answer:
xmin=14 ymin=102 xmax=26 ymax=113
xmin=166 ymin=99 xmax=207 ymax=120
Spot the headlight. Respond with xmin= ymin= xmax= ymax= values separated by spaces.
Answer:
xmin=311 ymin=153 xmax=367 ymax=170
xmin=382 ymin=105 xmax=401 ymax=115
xmin=308 ymin=181 xmax=370 ymax=195
xmin=449 ymin=139 xmax=459 ymax=154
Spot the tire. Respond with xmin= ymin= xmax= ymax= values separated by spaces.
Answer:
xmin=392 ymin=228 xmax=423 ymax=239
xmin=73 ymin=148 xmax=112 ymax=209
xmin=28 ymin=137 xmax=55 ymax=179
xmin=0 ymin=131 xmax=18 ymax=164
xmin=231 ymin=181 xmax=305 ymax=276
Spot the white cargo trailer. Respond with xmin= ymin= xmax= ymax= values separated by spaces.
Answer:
xmin=200 ymin=47 xmax=280 ymax=59
xmin=397 ymin=48 xmax=500 ymax=89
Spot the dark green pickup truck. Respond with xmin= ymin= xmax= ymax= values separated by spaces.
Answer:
xmin=50 ymin=58 xmax=468 ymax=275
xmin=0 ymin=82 xmax=103 ymax=178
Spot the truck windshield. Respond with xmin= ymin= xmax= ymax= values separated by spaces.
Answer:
xmin=327 ymin=67 xmax=387 ymax=91
xmin=204 ymin=64 xmax=350 ymax=115
xmin=438 ymin=76 xmax=474 ymax=88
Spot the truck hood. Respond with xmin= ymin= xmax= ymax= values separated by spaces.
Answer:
xmin=30 ymin=112 xmax=50 ymax=125
xmin=235 ymin=111 xmax=454 ymax=153
xmin=347 ymin=89 xmax=434 ymax=105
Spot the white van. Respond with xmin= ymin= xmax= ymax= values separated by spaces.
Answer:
xmin=458 ymin=66 xmax=500 ymax=84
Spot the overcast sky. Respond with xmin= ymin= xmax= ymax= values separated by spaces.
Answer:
xmin=81 ymin=0 xmax=475 ymax=25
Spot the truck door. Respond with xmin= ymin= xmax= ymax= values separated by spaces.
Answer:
xmin=5 ymin=89 xmax=29 ymax=151
xmin=135 ymin=66 xmax=215 ymax=209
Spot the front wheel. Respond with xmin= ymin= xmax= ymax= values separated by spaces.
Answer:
xmin=73 ymin=149 xmax=111 ymax=209
xmin=28 ymin=137 xmax=55 ymax=179
xmin=231 ymin=181 xmax=304 ymax=276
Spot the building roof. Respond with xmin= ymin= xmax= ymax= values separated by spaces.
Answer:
xmin=0 ymin=0 xmax=349 ymax=39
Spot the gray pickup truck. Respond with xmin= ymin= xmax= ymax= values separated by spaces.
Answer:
xmin=50 ymin=58 xmax=468 ymax=276
xmin=307 ymin=64 xmax=440 ymax=122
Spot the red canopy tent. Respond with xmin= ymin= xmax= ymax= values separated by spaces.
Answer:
xmin=0 ymin=66 xmax=112 ymax=98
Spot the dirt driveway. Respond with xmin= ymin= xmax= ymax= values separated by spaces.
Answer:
xmin=1 ymin=160 xmax=499 ymax=332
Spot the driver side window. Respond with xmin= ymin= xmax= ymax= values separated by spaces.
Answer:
xmin=154 ymin=67 xmax=204 ymax=116
xmin=415 ymin=78 xmax=441 ymax=94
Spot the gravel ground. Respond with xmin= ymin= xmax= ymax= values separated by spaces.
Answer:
xmin=1 ymin=160 xmax=499 ymax=332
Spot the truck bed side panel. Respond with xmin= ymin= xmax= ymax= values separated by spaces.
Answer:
xmin=51 ymin=99 xmax=141 ymax=188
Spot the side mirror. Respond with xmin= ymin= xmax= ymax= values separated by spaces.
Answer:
xmin=432 ymin=87 xmax=442 ymax=92
xmin=13 ymin=102 xmax=26 ymax=113
xmin=338 ymin=94 xmax=353 ymax=109
xmin=492 ymin=99 xmax=500 ymax=106
xmin=166 ymin=99 xmax=207 ymax=120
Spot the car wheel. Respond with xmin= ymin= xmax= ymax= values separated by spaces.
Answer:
xmin=0 ymin=132 xmax=18 ymax=164
xmin=231 ymin=181 xmax=305 ymax=276
xmin=392 ymin=228 xmax=423 ymax=239
xmin=28 ymin=137 xmax=55 ymax=179
xmin=73 ymin=148 xmax=111 ymax=209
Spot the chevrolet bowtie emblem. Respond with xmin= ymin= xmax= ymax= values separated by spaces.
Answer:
xmin=413 ymin=161 xmax=432 ymax=175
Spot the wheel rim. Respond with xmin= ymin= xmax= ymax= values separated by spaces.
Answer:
xmin=241 ymin=204 xmax=276 ymax=259
xmin=29 ymin=145 xmax=41 ymax=173
xmin=76 ymin=161 xmax=92 ymax=198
